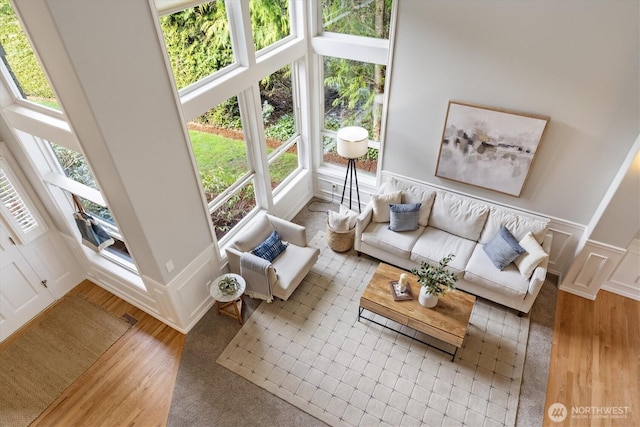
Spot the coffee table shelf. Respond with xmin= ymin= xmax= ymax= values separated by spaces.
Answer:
xmin=358 ymin=262 xmax=476 ymax=361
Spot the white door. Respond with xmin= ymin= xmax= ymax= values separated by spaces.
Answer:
xmin=0 ymin=224 xmax=55 ymax=341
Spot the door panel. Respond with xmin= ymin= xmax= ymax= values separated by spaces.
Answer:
xmin=0 ymin=225 xmax=54 ymax=341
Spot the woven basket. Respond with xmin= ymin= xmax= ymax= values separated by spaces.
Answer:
xmin=326 ymin=221 xmax=355 ymax=253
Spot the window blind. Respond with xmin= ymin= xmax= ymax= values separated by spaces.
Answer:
xmin=0 ymin=158 xmax=46 ymax=243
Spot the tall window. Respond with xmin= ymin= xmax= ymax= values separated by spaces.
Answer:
xmin=0 ymin=0 xmax=60 ymax=110
xmin=322 ymin=56 xmax=384 ymax=174
xmin=160 ymin=1 xmax=234 ymax=90
xmin=189 ymin=95 xmax=257 ymax=239
xmin=158 ymin=2 xmax=304 ymax=241
xmin=318 ymin=0 xmax=393 ymax=175
xmin=47 ymin=143 xmax=132 ymax=263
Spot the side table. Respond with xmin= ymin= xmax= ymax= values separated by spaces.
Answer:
xmin=210 ymin=273 xmax=246 ymax=325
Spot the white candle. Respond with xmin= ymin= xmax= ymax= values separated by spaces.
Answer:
xmin=399 ymin=273 xmax=408 ymax=286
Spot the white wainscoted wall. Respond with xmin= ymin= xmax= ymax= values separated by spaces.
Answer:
xmin=560 ymin=138 xmax=640 ymax=300
xmin=560 ymin=241 xmax=627 ymax=300
xmin=602 ymin=238 xmax=640 ymax=301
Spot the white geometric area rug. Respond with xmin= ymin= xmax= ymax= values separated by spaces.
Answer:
xmin=217 ymin=232 xmax=530 ymax=427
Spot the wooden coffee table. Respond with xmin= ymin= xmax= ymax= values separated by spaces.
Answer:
xmin=359 ymin=262 xmax=476 ymax=361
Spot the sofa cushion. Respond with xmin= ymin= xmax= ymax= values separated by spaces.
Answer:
xmin=428 ymin=191 xmax=489 ymax=241
xmin=361 ymin=222 xmax=423 ymax=259
xmin=464 ymin=244 xmax=530 ymax=299
xmin=479 ymin=206 xmax=549 ymax=245
xmin=234 ymin=215 xmax=275 ymax=252
xmin=483 ymin=226 xmax=526 ymax=270
xmin=389 ymin=203 xmax=421 ymax=232
xmin=514 ymin=231 xmax=548 ymax=278
xmin=271 ymin=244 xmax=319 ymax=300
xmin=410 ymin=227 xmax=475 ymax=275
xmin=387 ymin=177 xmax=437 ymax=226
xmin=251 ymin=230 xmax=288 ymax=262
xmin=371 ymin=191 xmax=402 ymax=223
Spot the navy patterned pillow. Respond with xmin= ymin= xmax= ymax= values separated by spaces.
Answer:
xmin=251 ymin=230 xmax=287 ymax=262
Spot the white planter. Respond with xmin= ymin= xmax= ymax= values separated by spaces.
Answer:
xmin=418 ymin=286 xmax=438 ymax=308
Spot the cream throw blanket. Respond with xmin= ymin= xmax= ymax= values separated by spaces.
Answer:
xmin=240 ymin=252 xmax=273 ymax=302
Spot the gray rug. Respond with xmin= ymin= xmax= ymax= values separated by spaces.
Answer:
xmin=216 ymin=233 xmax=529 ymax=426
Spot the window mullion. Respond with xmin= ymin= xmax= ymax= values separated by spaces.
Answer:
xmin=225 ymin=0 xmax=255 ymax=68
xmin=241 ymin=85 xmax=271 ymax=209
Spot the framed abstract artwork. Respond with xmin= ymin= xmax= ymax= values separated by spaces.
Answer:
xmin=435 ymin=101 xmax=550 ymax=197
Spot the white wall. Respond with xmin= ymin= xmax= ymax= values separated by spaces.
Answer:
xmin=383 ymin=0 xmax=639 ymax=227
xmin=7 ymin=0 xmax=220 ymax=331
xmin=591 ymin=148 xmax=640 ymax=249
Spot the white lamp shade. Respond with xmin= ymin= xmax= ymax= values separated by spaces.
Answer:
xmin=337 ymin=126 xmax=369 ymax=159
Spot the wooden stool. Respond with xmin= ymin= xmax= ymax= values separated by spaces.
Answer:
xmin=209 ymin=274 xmax=246 ymax=325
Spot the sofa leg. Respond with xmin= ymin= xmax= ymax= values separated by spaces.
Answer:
xmin=357 ymin=251 xmax=361 ymax=257
xmin=517 ymin=311 xmax=524 ymax=318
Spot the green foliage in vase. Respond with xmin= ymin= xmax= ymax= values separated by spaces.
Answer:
xmin=411 ymin=254 xmax=458 ymax=297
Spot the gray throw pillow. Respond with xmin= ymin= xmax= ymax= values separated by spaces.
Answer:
xmin=483 ymin=226 xmax=526 ymax=270
xmin=388 ymin=203 xmax=421 ymax=232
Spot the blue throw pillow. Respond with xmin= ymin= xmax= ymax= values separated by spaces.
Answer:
xmin=388 ymin=203 xmax=421 ymax=232
xmin=251 ymin=230 xmax=287 ymax=262
xmin=483 ymin=226 xmax=526 ymax=270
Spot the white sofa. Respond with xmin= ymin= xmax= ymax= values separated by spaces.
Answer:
xmin=355 ymin=176 xmax=552 ymax=314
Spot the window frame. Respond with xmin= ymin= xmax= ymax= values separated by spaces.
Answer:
xmin=311 ymin=0 xmax=396 ymax=180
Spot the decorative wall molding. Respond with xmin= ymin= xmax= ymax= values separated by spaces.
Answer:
xmin=560 ymin=240 xmax=626 ymax=300
xmin=545 ymin=221 xmax=585 ymax=279
xmin=162 ymin=242 xmax=221 ymax=331
xmin=601 ymin=238 xmax=640 ymax=301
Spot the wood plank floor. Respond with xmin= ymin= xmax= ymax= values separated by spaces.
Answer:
xmin=545 ymin=290 xmax=640 ymax=427
xmin=30 ymin=280 xmax=185 ymax=427
xmin=5 ymin=281 xmax=637 ymax=426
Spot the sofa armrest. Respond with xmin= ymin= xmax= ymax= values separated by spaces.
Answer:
xmin=355 ymin=203 xmax=373 ymax=237
xmin=354 ymin=204 xmax=373 ymax=251
xmin=527 ymin=232 xmax=553 ymax=296
xmin=266 ymin=214 xmax=307 ymax=247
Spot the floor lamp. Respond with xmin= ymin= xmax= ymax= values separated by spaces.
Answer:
xmin=337 ymin=126 xmax=369 ymax=212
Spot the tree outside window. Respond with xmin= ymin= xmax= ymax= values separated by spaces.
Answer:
xmin=0 ymin=0 xmax=60 ymax=109
xmin=322 ymin=0 xmax=393 ymax=39
xmin=250 ymin=0 xmax=291 ymax=53
xmin=261 ymin=64 xmax=300 ymax=191
xmin=320 ymin=0 xmax=392 ymax=174
xmin=323 ymin=57 xmax=384 ymax=173
xmin=49 ymin=143 xmax=114 ymax=223
xmin=160 ymin=1 xmax=234 ymax=90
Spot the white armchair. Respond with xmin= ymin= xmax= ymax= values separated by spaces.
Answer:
xmin=225 ymin=213 xmax=320 ymax=301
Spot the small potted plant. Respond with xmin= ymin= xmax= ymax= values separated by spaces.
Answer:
xmin=411 ymin=254 xmax=458 ymax=308
xmin=218 ymin=275 xmax=239 ymax=296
